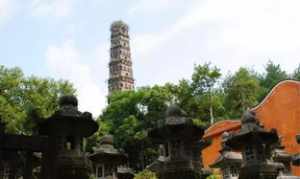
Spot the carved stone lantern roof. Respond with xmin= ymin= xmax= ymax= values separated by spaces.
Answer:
xmin=149 ymin=104 xmax=207 ymax=142
xmin=39 ymin=95 xmax=98 ymax=137
xmin=210 ymin=151 xmax=242 ymax=168
xmin=89 ymin=135 xmax=127 ymax=164
xmin=272 ymin=144 xmax=292 ymax=162
xmin=210 ymin=132 xmax=242 ymax=168
xmin=165 ymin=104 xmax=188 ymax=125
xmin=226 ymin=111 xmax=279 ymax=149
xmin=292 ymin=154 xmax=300 ymax=166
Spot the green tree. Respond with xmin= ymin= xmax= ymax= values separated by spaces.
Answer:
xmin=206 ymin=174 xmax=219 ymax=179
xmin=100 ymin=86 xmax=173 ymax=170
xmin=134 ymin=169 xmax=158 ymax=179
xmin=191 ymin=63 xmax=224 ymax=124
xmin=0 ymin=65 xmax=75 ymax=134
xmin=223 ymin=67 xmax=261 ymax=118
xmin=292 ymin=64 xmax=300 ymax=81
xmin=258 ymin=61 xmax=288 ymax=99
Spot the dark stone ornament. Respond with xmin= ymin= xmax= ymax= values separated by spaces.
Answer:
xmin=89 ymin=135 xmax=132 ymax=179
xmin=226 ymin=111 xmax=283 ymax=179
xmin=148 ymin=105 xmax=210 ymax=179
xmin=39 ymin=95 xmax=99 ymax=179
xmin=271 ymin=140 xmax=292 ymax=175
xmin=210 ymin=132 xmax=242 ymax=179
xmin=292 ymin=134 xmax=300 ymax=166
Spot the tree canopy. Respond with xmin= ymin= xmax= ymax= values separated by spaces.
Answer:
xmin=0 ymin=65 xmax=75 ymax=134
xmin=223 ymin=67 xmax=261 ymax=118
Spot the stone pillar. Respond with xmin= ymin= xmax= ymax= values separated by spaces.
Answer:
xmin=24 ymin=151 xmax=33 ymax=179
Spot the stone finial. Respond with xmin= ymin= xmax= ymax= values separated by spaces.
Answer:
xmin=221 ymin=132 xmax=230 ymax=141
xmin=165 ymin=104 xmax=187 ymax=125
xmin=58 ymin=95 xmax=78 ymax=108
xmin=241 ymin=110 xmax=257 ymax=124
xmin=166 ymin=104 xmax=187 ymax=117
xmin=100 ymin=135 xmax=114 ymax=145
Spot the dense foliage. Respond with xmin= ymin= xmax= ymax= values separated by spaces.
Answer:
xmin=0 ymin=65 xmax=75 ymax=134
xmin=134 ymin=170 xmax=158 ymax=179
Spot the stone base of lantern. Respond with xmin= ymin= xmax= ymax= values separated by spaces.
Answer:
xmin=239 ymin=162 xmax=282 ymax=179
xmin=57 ymin=153 xmax=93 ymax=179
xmin=158 ymin=160 xmax=210 ymax=179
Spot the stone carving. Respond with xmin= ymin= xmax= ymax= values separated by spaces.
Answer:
xmin=148 ymin=104 xmax=211 ymax=179
xmin=39 ymin=95 xmax=98 ymax=179
xmin=210 ymin=132 xmax=242 ymax=179
xmin=226 ymin=111 xmax=284 ymax=179
xmin=89 ymin=135 xmax=133 ymax=179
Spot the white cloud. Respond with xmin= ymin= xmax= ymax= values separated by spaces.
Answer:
xmin=0 ymin=0 xmax=16 ymax=26
xmin=131 ymin=0 xmax=300 ymax=86
xmin=31 ymin=0 xmax=72 ymax=17
xmin=130 ymin=1 xmax=206 ymax=57
xmin=128 ymin=0 xmax=170 ymax=15
xmin=128 ymin=0 xmax=187 ymax=15
xmin=46 ymin=40 xmax=106 ymax=117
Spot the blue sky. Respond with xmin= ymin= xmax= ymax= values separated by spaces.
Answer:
xmin=1 ymin=0 xmax=300 ymax=116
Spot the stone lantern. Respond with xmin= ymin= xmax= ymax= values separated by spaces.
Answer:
xmin=89 ymin=135 xmax=130 ymax=179
xmin=272 ymin=142 xmax=300 ymax=179
xmin=226 ymin=111 xmax=283 ymax=179
xmin=39 ymin=95 xmax=99 ymax=179
xmin=210 ymin=132 xmax=242 ymax=179
xmin=0 ymin=117 xmax=22 ymax=179
xmin=292 ymin=134 xmax=300 ymax=166
xmin=148 ymin=105 xmax=210 ymax=179
xmin=272 ymin=142 xmax=293 ymax=175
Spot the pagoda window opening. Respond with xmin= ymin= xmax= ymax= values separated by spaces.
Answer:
xmin=244 ymin=145 xmax=255 ymax=161
xmin=256 ymin=144 xmax=264 ymax=161
xmin=230 ymin=166 xmax=239 ymax=176
xmin=223 ymin=168 xmax=230 ymax=178
xmin=1 ymin=163 xmax=10 ymax=179
xmin=96 ymin=164 xmax=104 ymax=179
xmin=165 ymin=143 xmax=169 ymax=157
xmin=66 ymin=136 xmax=75 ymax=150
xmin=104 ymin=164 xmax=114 ymax=177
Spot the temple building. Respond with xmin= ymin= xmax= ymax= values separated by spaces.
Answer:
xmin=108 ymin=21 xmax=134 ymax=94
xmin=202 ymin=80 xmax=300 ymax=176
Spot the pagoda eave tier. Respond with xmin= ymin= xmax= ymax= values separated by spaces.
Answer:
xmin=89 ymin=152 xmax=127 ymax=164
xmin=109 ymin=59 xmax=132 ymax=66
xmin=239 ymin=162 xmax=284 ymax=177
xmin=210 ymin=153 xmax=242 ymax=168
xmin=149 ymin=124 xmax=206 ymax=142
xmin=293 ymin=154 xmax=300 ymax=166
xmin=226 ymin=130 xmax=278 ymax=149
xmin=39 ymin=114 xmax=98 ymax=137
xmin=108 ymin=77 xmax=134 ymax=83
